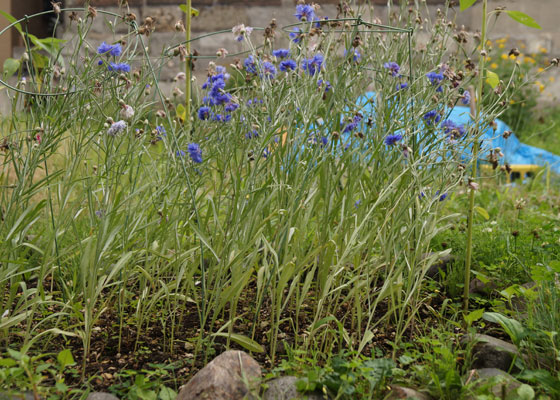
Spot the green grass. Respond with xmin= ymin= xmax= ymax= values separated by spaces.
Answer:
xmin=515 ymin=105 xmax=560 ymax=156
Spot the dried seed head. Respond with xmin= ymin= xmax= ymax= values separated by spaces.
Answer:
xmin=51 ymin=2 xmax=62 ymax=15
xmin=509 ymin=48 xmax=520 ymax=57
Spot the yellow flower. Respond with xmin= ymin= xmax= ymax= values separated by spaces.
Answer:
xmin=496 ymin=38 xmax=507 ymax=44
xmin=520 ymin=43 xmax=526 ymax=49
xmin=509 ymin=99 xmax=515 ymax=105
xmin=501 ymin=54 xmax=508 ymax=60
xmin=499 ymin=44 xmax=505 ymax=49
xmin=538 ymin=67 xmax=545 ymax=73
xmin=524 ymin=57 xmax=536 ymax=64
xmin=509 ymin=54 xmax=517 ymax=60
xmin=535 ymin=81 xmax=545 ymax=92
xmin=540 ymin=47 xmax=548 ymax=54
xmin=490 ymin=63 xmax=498 ymax=69
xmin=550 ymin=76 xmax=556 ymax=83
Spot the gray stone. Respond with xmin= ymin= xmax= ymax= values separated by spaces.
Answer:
xmin=469 ymin=368 xmax=521 ymax=398
xmin=86 ymin=393 xmax=120 ymax=400
xmin=469 ymin=334 xmax=519 ymax=371
xmin=422 ymin=252 xmax=455 ymax=278
xmin=386 ymin=386 xmax=432 ymax=400
xmin=176 ymin=350 xmax=261 ymax=400
xmin=469 ymin=278 xmax=497 ymax=295
xmin=263 ymin=376 xmax=326 ymax=400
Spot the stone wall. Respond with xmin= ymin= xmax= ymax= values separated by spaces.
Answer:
xmin=58 ymin=0 xmax=559 ymax=102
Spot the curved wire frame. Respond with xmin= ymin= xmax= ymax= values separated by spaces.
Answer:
xmin=0 ymin=9 xmax=414 ymax=97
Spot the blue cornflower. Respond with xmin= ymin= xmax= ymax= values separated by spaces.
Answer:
xmin=384 ymin=134 xmax=403 ymax=146
xmin=156 ymin=125 xmax=166 ymax=135
xmin=396 ymin=82 xmax=408 ymax=90
xmin=225 ymin=103 xmax=239 ymax=112
xmin=302 ymin=54 xmax=324 ymax=75
xmin=441 ymin=120 xmax=466 ymax=138
xmin=261 ymin=61 xmax=277 ymax=78
xmin=289 ymin=27 xmax=303 ymax=43
xmin=424 ymin=110 xmax=441 ymax=126
xmin=108 ymin=62 xmax=130 ymax=73
xmin=198 ymin=106 xmax=211 ymax=120
xmin=343 ymin=122 xmax=358 ymax=134
xmin=176 ymin=150 xmax=186 ymax=157
xmin=279 ymin=59 xmax=297 ymax=72
xmin=245 ymin=130 xmax=259 ymax=139
xmin=294 ymin=4 xmax=316 ymax=21
xmin=318 ymin=79 xmax=332 ymax=92
xmin=98 ymin=60 xmax=103 ymax=66
xmin=436 ymin=191 xmax=448 ymax=202
xmin=213 ymin=114 xmax=231 ymax=122
xmin=344 ymin=49 xmax=361 ymax=62
xmin=461 ymin=90 xmax=471 ymax=105
xmin=188 ymin=143 xmax=203 ymax=163
xmin=107 ymin=120 xmax=127 ymax=136
xmin=384 ymin=62 xmax=401 ymax=77
xmin=426 ymin=71 xmax=445 ymax=92
xmin=320 ymin=136 xmax=328 ymax=146
xmin=353 ymin=114 xmax=363 ymax=123
xmin=272 ymin=49 xmax=290 ymax=59
xmin=244 ymin=55 xmax=257 ymax=74
xmin=354 ymin=200 xmax=361 ymax=208
xmin=97 ymin=42 xmax=113 ymax=55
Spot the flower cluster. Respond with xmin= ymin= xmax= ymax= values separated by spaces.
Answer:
xmin=198 ymin=66 xmax=238 ymax=122
xmin=426 ymin=71 xmax=445 ymax=92
xmin=232 ymin=24 xmax=253 ymax=42
xmin=97 ymin=42 xmax=122 ymax=57
xmin=302 ymin=54 xmax=324 ymax=76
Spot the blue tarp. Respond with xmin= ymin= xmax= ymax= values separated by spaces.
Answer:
xmin=352 ymin=92 xmax=560 ymax=174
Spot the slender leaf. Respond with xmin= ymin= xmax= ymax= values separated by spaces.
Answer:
xmin=460 ymin=0 xmax=478 ymax=11
xmin=505 ymin=10 xmax=542 ymax=30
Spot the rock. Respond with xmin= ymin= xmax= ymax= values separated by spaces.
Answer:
xmin=468 ymin=368 xmax=521 ymax=398
xmin=423 ymin=252 xmax=455 ymax=279
xmin=177 ymin=350 xmax=261 ymax=400
xmin=86 ymin=393 xmax=120 ymax=400
xmin=468 ymin=334 xmax=519 ymax=371
xmin=386 ymin=386 xmax=432 ymax=400
xmin=263 ymin=376 xmax=326 ymax=400
xmin=469 ymin=278 xmax=497 ymax=295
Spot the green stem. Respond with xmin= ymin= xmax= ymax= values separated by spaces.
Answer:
xmin=185 ymin=0 xmax=192 ymax=131
xmin=464 ymin=0 xmax=487 ymax=313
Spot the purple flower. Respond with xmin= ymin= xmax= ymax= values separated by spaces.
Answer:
xmin=426 ymin=71 xmax=444 ymax=92
xmin=213 ymin=114 xmax=231 ymax=122
xmin=108 ymin=62 xmax=130 ymax=73
xmin=98 ymin=60 xmax=103 ymax=66
xmin=441 ymin=120 xmax=466 ymax=138
xmin=245 ymin=130 xmax=259 ymax=139
xmin=198 ymin=106 xmax=211 ymax=120
xmin=98 ymin=42 xmax=122 ymax=57
xmin=396 ymin=83 xmax=408 ymax=90
xmin=294 ymin=4 xmax=316 ymax=21
xmin=261 ymin=61 xmax=277 ymax=78
xmin=436 ymin=190 xmax=448 ymax=202
xmin=244 ymin=55 xmax=257 ymax=74
xmin=302 ymin=54 xmax=324 ymax=75
xmin=225 ymin=103 xmax=239 ymax=112
xmin=289 ymin=27 xmax=303 ymax=43
xmin=107 ymin=120 xmax=126 ymax=136
xmin=354 ymin=200 xmax=361 ymax=208
xmin=384 ymin=62 xmax=401 ymax=77
xmin=384 ymin=134 xmax=402 ymax=146
xmin=343 ymin=122 xmax=358 ymax=134
xmin=279 ymin=59 xmax=297 ymax=72
xmin=176 ymin=150 xmax=186 ymax=157
xmin=424 ymin=110 xmax=441 ymax=126
xmin=272 ymin=49 xmax=290 ymax=59
xmin=461 ymin=90 xmax=471 ymax=105
xmin=318 ymin=79 xmax=332 ymax=92
xmin=188 ymin=143 xmax=203 ymax=163
xmin=344 ymin=49 xmax=361 ymax=62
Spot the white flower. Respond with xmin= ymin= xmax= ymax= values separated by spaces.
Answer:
xmin=107 ymin=120 xmax=127 ymax=136
xmin=216 ymin=48 xmax=229 ymax=58
xmin=1 ymin=309 xmax=8 ymax=319
xmin=232 ymin=24 xmax=253 ymax=41
xmin=120 ymin=105 xmax=134 ymax=120
xmin=482 ymin=227 xmax=493 ymax=233
xmin=174 ymin=72 xmax=186 ymax=81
